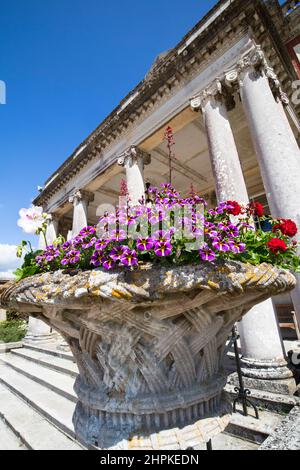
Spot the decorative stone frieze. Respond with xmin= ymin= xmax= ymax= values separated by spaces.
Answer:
xmin=0 ymin=261 xmax=296 ymax=449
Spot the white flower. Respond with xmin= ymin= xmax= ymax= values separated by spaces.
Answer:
xmin=17 ymin=206 xmax=46 ymax=234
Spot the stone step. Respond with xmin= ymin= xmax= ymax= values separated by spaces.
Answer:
xmin=259 ymin=405 xmax=300 ymax=450
xmin=209 ymin=432 xmax=259 ymax=450
xmin=10 ymin=347 xmax=78 ymax=378
xmin=225 ymin=409 xmax=282 ymax=444
xmin=0 ymin=417 xmax=27 ymax=450
xmin=0 ymin=383 xmax=83 ymax=450
xmin=0 ymin=353 xmax=77 ymax=403
xmin=0 ymin=362 xmax=77 ymax=439
xmin=23 ymin=343 xmax=74 ymax=362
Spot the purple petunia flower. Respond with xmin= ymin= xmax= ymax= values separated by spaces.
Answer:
xmin=94 ymin=239 xmax=109 ymax=251
xmin=136 ymin=237 xmax=155 ymax=251
xmin=82 ymin=237 xmax=97 ymax=249
xmin=72 ymin=236 xmax=84 ymax=248
xmin=90 ymin=251 xmax=105 ymax=267
xmin=199 ymin=243 xmax=216 ymax=262
xmin=109 ymin=229 xmax=127 ymax=242
xmin=109 ymin=245 xmax=130 ymax=261
xmin=154 ymin=240 xmax=172 ymax=257
xmin=228 ymin=241 xmax=246 ymax=254
xmin=153 ymin=230 xmax=171 ymax=242
xmin=226 ymin=224 xmax=239 ymax=238
xmin=102 ymin=258 xmax=116 ymax=270
xmin=120 ymin=250 xmax=138 ymax=267
xmin=61 ymin=250 xmax=81 ymax=266
xmin=212 ymin=239 xmax=230 ymax=252
xmin=62 ymin=241 xmax=72 ymax=251
xmin=80 ymin=226 xmax=96 ymax=238
xmin=149 ymin=208 xmax=165 ymax=225
xmin=134 ymin=205 xmax=150 ymax=217
xmin=240 ymin=222 xmax=255 ymax=230
xmin=44 ymin=245 xmax=60 ymax=262
xmin=204 ymin=225 xmax=219 ymax=239
xmin=36 ymin=254 xmax=46 ymax=266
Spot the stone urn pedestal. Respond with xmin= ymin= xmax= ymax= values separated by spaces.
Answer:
xmin=0 ymin=261 xmax=296 ymax=450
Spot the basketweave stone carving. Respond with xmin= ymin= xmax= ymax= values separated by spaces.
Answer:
xmin=0 ymin=261 xmax=296 ymax=449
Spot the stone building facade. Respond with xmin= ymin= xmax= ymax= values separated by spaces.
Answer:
xmin=31 ymin=0 xmax=300 ymax=391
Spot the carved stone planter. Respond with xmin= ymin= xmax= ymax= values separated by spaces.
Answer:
xmin=0 ymin=261 xmax=296 ymax=450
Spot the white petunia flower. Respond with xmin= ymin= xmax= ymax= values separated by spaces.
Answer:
xmin=17 ymin=206 xmax=46 ymax=234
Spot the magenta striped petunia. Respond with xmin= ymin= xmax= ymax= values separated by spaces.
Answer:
xmin=136 ymin=238 xmax=155 ymax=251
xmin=199 ymin=244 xmax=216 ymax=262
xmin=154 ymin=241 xmax=172 ymax=257
xmin=120 ymin=250 xmax=138 ymax=267
xmin=212 ymin=239 xmax=230 ymax=252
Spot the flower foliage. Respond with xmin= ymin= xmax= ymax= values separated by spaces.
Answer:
xmin=26 ymin=184 xmax=300 ymax=278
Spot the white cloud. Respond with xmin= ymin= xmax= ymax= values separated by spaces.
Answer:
xmin=0 ymin=244 xmax=22 ymax=274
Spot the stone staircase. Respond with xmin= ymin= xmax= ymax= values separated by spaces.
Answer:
xmin=0 ymin=344 xmax=84 ymax=450
xmin=0 ymin=344 xmax=286 ymax=450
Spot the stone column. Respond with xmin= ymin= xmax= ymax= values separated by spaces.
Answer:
xmin=45 ymin=214 xmax=59 ymax=245
xmin=191 ymin=78 xmax=294 ymax=394
xmin=191 ymin=80 xmax=249 ymax=203
xmin=118 ymin=146 xmax=151 ymax=205
xmin=25 ymin=213 xmax=60 ymax=346
xmin=238 ymin=46 xmax=300 ymax=333
xmin=69 ymin=190 xmax=94 ymax=236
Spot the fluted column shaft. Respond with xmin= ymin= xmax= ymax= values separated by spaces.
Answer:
xmin=26 ymin=213 xmax=60 ymax=345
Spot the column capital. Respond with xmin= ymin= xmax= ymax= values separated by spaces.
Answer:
xmin=69 ymin=190 xmax=94 ymax=205
xmin=191 ymin=45 xmax=289 ymax=111
xmin=190 ymin=79 xmax=235 ymax=113
xmin=45 ymin=213 xmax=60 ymax=225
xmin=190 ymin=79 xmax=223 ymax=111
xmin=117 ymin=146 xmax=151 ymax=168
xmin=236 ymin=46 xmax=289 ymax=105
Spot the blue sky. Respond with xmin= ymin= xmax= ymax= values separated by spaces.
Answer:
xmin=0 ymin=0 xmax=219 ymax=273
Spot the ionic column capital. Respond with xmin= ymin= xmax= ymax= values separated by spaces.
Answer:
xmin=69 ymin=190 xmax=94 ymax=206
xmin=117 ymin=146 xmax=151 ymax=168
xmin=45 ymin=213 xmax=60 ymax=226
xmin=190 ymin=79 xmax=223 ymax=111
xmin=191 ymin=46 xmax=289 ymax=111
xmin=236 ymin=46 xmax=289 ymax=105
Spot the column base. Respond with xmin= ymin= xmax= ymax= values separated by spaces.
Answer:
xmin=23 ymin=332 xmax=58 ymax=346
xmin=56 ymin=340 xmax=71 ymax=352
xmin=230 ymin=357 xmax=297 ymax=395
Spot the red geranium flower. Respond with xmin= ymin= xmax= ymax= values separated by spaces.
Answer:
xmin=249 ymin=201 xmax=264 ymax=218
xmin=273 ymin=219 xmax=298 ymax=238
xmin=227 ymin=201 xmax=242 ymax=216
xmin=267 ymin=238 xmax=288 ymax=254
